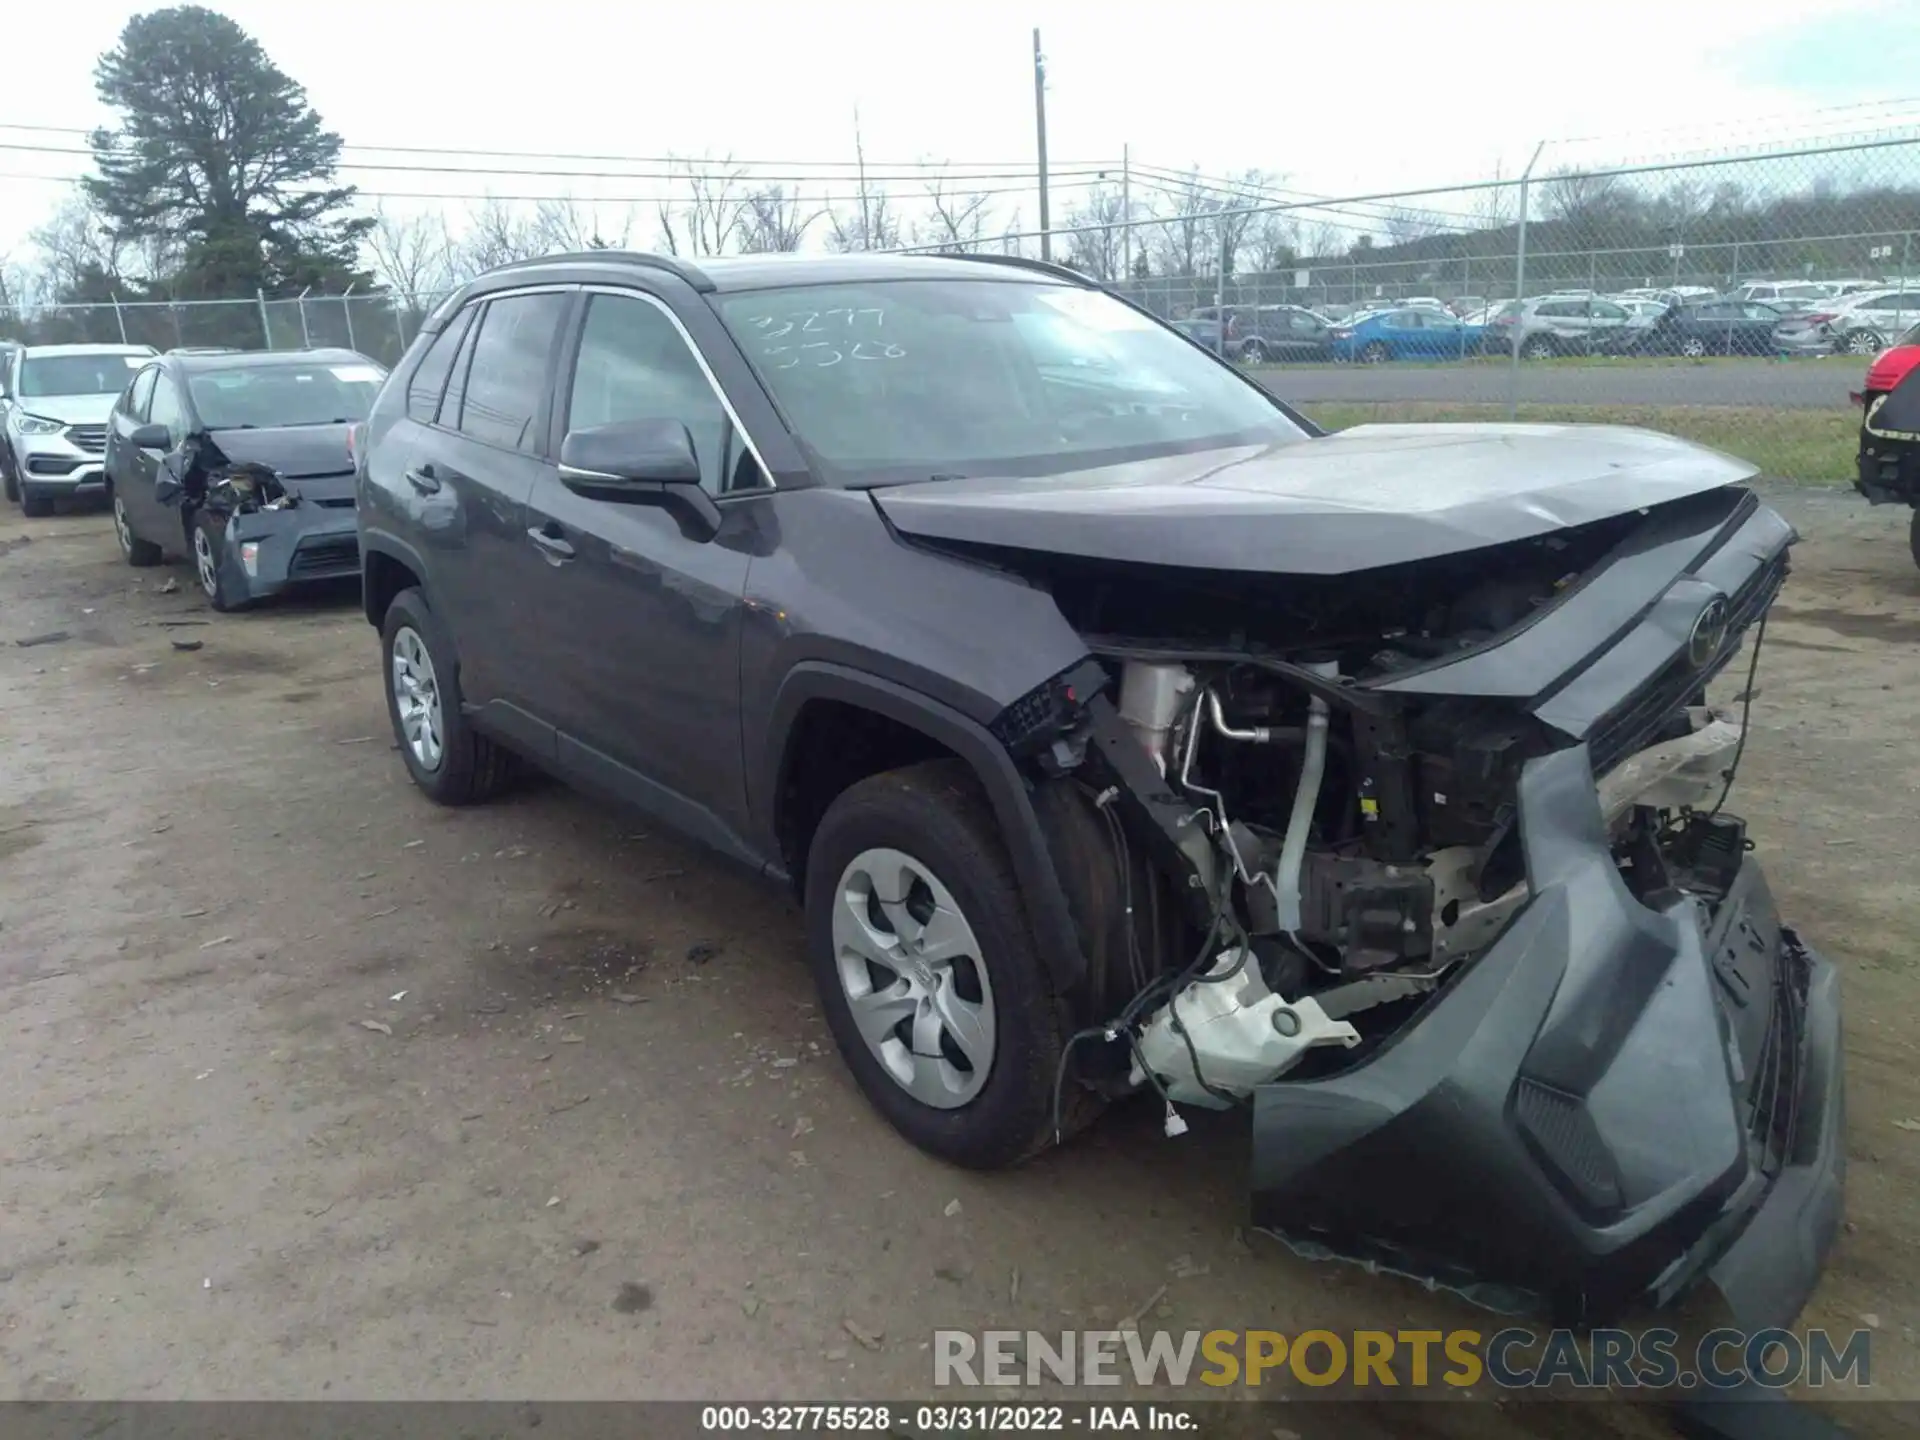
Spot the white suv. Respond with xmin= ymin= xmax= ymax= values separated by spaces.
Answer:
xmin=1 ymin=343 xmax=156 ymax=515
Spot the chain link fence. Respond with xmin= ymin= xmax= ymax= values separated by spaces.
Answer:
xmin=3 ymin=133 xmax=1914 ymax=483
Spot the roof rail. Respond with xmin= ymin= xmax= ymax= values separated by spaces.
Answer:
xmin=938 ymin=252 xmax=1093 ymax=286
xmin=493 ymin=249 xmax=715 ymax=292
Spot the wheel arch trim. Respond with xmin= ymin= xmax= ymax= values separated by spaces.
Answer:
xmin=765 ymin=661 xmax=1088 ymax=996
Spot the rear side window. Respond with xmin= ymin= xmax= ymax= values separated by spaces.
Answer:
xmin=458 ymin=292 xmax=569 ymax=451
xmin=407 ymin=305 xmax=475 ymax=423
xmin=148 ymin=374 xmax=186 ymax=442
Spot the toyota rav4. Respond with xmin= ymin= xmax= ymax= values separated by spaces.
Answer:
xmin=354 ymin=251 xmax=1842 ymax=1332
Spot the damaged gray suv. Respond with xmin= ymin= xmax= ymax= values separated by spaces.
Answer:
xmin=356 ymin=251 xmax=1843 ymax=1333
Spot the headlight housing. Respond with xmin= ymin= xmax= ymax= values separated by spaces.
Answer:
xmin=12 ymin=413 xmax=65 ymax=436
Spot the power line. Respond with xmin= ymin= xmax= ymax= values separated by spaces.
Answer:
xmin=0 ymin=122 xmax=1116 ymax=173
xmin=0 ymin=139 xmax=1114 ymax=186
xmin=0 ymin=167 xmax=1116 ymax=208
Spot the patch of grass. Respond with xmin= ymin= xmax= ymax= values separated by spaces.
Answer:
xmin=1297 ymin=401 xmax=1859 ymax=485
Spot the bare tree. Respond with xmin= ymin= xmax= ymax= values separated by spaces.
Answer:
xmin=997 ymin=207 xmax=1028 ymax=258
xmin=827 ymin=189 xmax=902 ymax=252
xmin=918 ymin=171 xmax=993 ymax=253
xmin=1542 ymin=168 xmax=1629 ymax=225
xmin=1243 ymin=210 xmax=1299 ymax=274
xmin=1146 ymin=169 xmax=1213 ymax=277
xmin=364 ymin=206 xmax=454 ymax=323
xmin=1297 ymin=219 xmax=1344 ymax=262
xmin=30 ymin=194 xmax=130 ymax=297
xmin=1469 ymin=162 xmax=1516 ymax=232
xmin=533 ymin=197 xmax=636 ymax=252
xmin=454 ymin=197 xmax=549 ymax=274
xmin=655 ymin=157 xmax=751 ymax=256
xmin=1060 ymin=186 xmax=1127 ymax=280
xmin=1382 ymin=206 xmax=1440 ymax=248
xmin=738 ymin=186 xmax=822 ymax=253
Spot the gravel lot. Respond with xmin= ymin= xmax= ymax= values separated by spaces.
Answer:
xmin=1261 ymin=359 xmax=1855 ymax=410
xmin=1 ymin=488 xmax=1916 ymax=1433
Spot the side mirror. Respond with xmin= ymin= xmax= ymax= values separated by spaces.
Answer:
xmin=559 ymin=418 xmax=722 ymax=542
xmin=131 ymin=422 xmax=171 ymax=451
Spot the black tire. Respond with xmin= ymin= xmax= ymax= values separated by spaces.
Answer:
xmin=113 ymin=492 xmax=163 ymax=567
xmin=192 ymin=509 xmax=245 ymax=611
xmin=20 ymin=484 xmax=53 ymax=518
xmin=1 ymin=444 xmax=18 ymax=503
xmin=1359 ymin=341 xmax=1391 ymax=364
xmin=1521 ymin=336 xmax=1558 ymax=361
xmin=804 ymin=759 xmax=1091 ymax=1170
xmin=1909 ymin=509 xmax=1920 ymax=573
xmin=379 ymin=586 xmax=512 ymax=806
xmin=1240 ymin=339 xmax=1267 ymax=364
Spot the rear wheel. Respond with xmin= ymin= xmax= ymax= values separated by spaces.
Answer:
xmin=1240 ymin=339 xmax=1268 ymax=364
xmin=113 ymin=493 xmax=163 ymax=566
xmin=1679 ymin=336 xmax=1709 ymax=358
xmin=1848 ymin=329 xmax=1885 ymax=355
xmin=380 ymin=586 xmax=512 ymax=806
xmin=805 ymin=760 xmax=1090 ymax=1169
xmin=1521 ymin=336 xmax=1557 ymax=361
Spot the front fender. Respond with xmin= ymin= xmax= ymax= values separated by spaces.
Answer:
xmin=762 ymin=661 xmax=1088 ymax=997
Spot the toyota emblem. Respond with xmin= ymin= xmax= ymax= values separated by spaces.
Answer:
xmin=1688 ymin=595 xmax=1731 ymax=667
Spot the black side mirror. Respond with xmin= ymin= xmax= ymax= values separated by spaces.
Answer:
xmin=559 ymin=418 xmax=722 ymax=542
xmin=131 ymin=422 xmax=170 ymax=451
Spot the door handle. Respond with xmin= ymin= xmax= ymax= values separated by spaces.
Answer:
xmin=404 ymin=465 xmax=440 ymax=495
xmin=527 ymin=525 xmax=575 ymax=564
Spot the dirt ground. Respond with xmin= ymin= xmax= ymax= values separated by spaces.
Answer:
xmin=1 ymin=484 xmax=1916 ymax=1434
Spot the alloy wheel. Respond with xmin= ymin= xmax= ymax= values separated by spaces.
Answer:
xmin=390 ymin=625 xmax=445 ymax=772
xmin=112 ymin=496 xmax=133 ymax=556
xmin=193 ymin=526 xmax=219 ymax=598
xmin=831 ymin=846 xmax=996 ymax=1109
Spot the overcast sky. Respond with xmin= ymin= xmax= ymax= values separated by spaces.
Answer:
xmin=2 ymin=0 xmax=1918 ymax=266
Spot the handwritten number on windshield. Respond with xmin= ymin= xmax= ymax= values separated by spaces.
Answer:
xmin=746 ymin=309 xmax=898 ymax=365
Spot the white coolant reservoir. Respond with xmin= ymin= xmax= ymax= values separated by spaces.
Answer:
xmin=1128 ymin=950 xmax=1360 ymax=1109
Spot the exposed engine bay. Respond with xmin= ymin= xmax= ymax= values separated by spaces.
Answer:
xmin=986 ymin=509 xmax=1767 ymax=1123
xmin=171 ymin=433 xmax=303 ymax=517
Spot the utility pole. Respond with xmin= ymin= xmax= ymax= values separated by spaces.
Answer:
xmin=1033 ymin=29 xmax=1051 ymax=262
xmin=1121 ymin=143 xmax=1132 ymax=281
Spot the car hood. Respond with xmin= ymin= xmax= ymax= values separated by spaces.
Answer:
xmin=869 ymin=423 xmax=1758 ymax=576
xmin=206 ymin=424 xmax=356 ymax=498
xmin=12 ymin=393 xmax=118 ymax=425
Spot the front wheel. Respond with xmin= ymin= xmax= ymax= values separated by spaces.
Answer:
xmin=1358 ymin=341 xmax=1391 ymax=364
xmin=1679 ymin=337 xmax=1709 ymax=358
xmin=1240 ymin=339 xmax=1267 ymax=364
xmin=805 ymin=760 xmax=1088 ymax=1170
xmin=1848 ymin=329 xmax=1885 ymax=356
xmin=1521 ymin=336 xmax=1557 ymax=361
xmin=1 ymin=444 xmax=18 ymax=503
xmin=192 ymin=510 xmax=245 ymax=611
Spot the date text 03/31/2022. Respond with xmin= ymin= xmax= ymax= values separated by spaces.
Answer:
xmin=699 ymin=1405 xmax=1196 ymax=1432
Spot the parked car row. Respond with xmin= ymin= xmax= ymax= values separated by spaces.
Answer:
xmin=1164 ymin=280 xmax=1920 ymax=363
xmin=1 ymin=340 xmax=386 ymax=606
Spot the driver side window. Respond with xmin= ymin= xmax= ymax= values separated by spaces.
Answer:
xmin=564 ymin=292 xmax=766 ymax=495
xmin=148 ymin=375 xmax=185 ymax=443
xmin=127 ymin=366 xmax=158 ymax=421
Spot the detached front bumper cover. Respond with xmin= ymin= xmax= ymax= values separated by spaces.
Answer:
xmin=1249 ymin=743 xmax=1844 ymax=1330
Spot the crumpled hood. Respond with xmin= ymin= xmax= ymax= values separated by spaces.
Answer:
xmin=870 ymin=423 xmax=1758 ymax=575
xmin=206 ymin=424 xmax=355 ymax=498
xmin=12 ymin=393 xmax=117 ymax=426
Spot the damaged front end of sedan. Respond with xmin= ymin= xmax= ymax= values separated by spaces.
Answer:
xmin=164 ymin=428 xmax=362 ymax=603
xmin=889 ymin=427 xmax=1843 ymax=1333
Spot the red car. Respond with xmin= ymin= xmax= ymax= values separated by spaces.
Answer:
xmin=1854 ymin=321 xmax=1920 ymax=566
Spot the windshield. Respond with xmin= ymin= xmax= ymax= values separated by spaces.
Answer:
xmin=187 ymin=360 xmax=386 ymax=429
xmin=711 ymin=279 xmax=1304 ymax=483
xmin=20 ymin=353 xmax=147 ymax=398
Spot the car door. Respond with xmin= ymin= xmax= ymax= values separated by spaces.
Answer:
xmin=126 ymin=368 xmax=190 ymax=543
xmin=1738 ymin=303 xmax=1782 ymax=355
xmin=416 ymin=287 xmax=576 ymax=737
xmin=1285 ymin=309 xmax=1328 ymax=360
xmin=519 ymin=286 xmax=762 ymax=851
xmin=107 ymin=364 xmax=159 ymax=537
xmin=1421 ymin=311 xmax=1468 ymax=359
